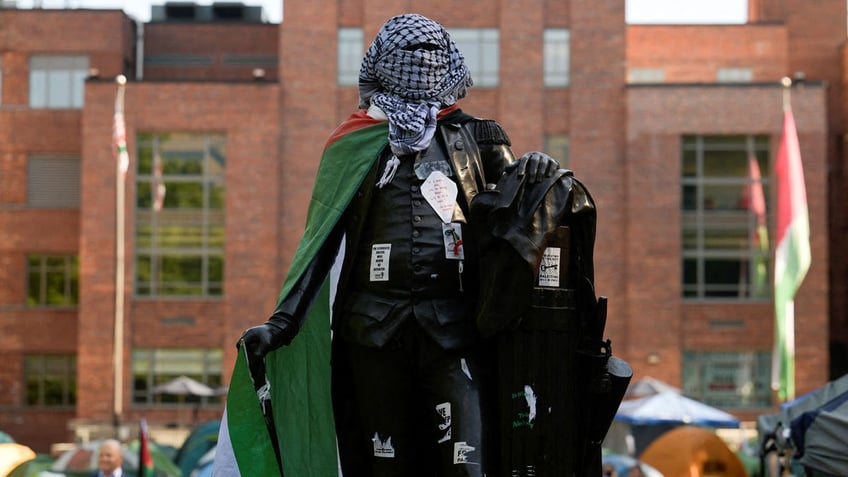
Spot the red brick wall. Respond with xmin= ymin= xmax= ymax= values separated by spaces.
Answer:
xmin=627 ymin=25 xmax=788 ymax=83
xmin=625 ymin=84 xmax=830 ymax=405
xmin=143 ymin=23 xmax=278 ymax=81
xmin=78 ymin=80 xmax=280 ymax=420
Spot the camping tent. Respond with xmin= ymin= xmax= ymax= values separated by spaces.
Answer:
xmin=788 ymin=378 xmax=848 ymax=476
xmin=640 ymin=426 xmax=747 ymax=477
xmin=0 ymin=443 xmax=36 ymax=477
xmin=616 ymin=391 xmax=741 ymax=428
xmin=613 ymin=391 xmax=740 ymax=456
xmin=757 ymin=373 xmax=848 ymax=476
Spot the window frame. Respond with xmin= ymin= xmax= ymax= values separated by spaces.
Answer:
xmin=29 ymin=55 xmax=89 ymax=109
xmin=24 ymin=354 xmax=77 ymax=408
xmin=26 ymin=254 xmax=79 ymax=307
xmin=131 ymin=348 xmax=223 ymax=407
xmin=543 ymin=28 xmax=570 ymax=88
xmin=682 ymin=350 xmax=773 ymax=409
xmin=134 ymin=132 xmax=226 ymax=298
xmin=681 ymin=134 xmax=771 ymax=301
xmin=448 ymin=28 xmax=499 ymax=87
xmin=338 ymin=27 xmax=364 ymax=86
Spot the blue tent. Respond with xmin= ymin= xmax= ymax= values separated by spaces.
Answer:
xmin=616 ymin=391 xmax=741 ymax=428
xmin=175 ymin=420 xmax=219 ymax=476
xmin=788 ymin=379 xmax=848 ymax=476
xmin=757 ymin=374 xmax=848 ymax=477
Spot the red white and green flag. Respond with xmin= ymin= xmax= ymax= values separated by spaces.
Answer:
xmin=139 ymin=418 xmax=154 ymax=477
xmin=771 ymin=108 xmax=811 ymax=402
xmin=113 ymin=80 xmax=129 ymax=176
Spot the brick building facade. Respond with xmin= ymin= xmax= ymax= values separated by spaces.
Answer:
xmin=0 ymin=0 xmax=845 ymax=453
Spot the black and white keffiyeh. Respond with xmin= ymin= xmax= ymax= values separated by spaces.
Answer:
xmin=359 ymin=13 xmax=473 ymax=165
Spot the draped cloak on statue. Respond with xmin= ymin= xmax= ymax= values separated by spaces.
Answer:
xmin=214 ymin=111 xmax=389 ymax=477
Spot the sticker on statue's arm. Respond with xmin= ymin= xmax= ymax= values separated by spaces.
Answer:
xmin=370 ymin=243 xmax=390 ymax=281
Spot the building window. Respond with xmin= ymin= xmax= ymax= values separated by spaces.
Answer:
xmin=25 ymin=354 xmax=77 ymax=407
xmin=628 ymin=67 xmax=665 ymax=83
xmin=27 ymin=156 xmax=81 ymax=208
xmin=717 ymin=67 xmax=753 ymax=83
xmin=27 ymin=254 xmax=79 ymax=307
xmin=29 ymin=55 xmax=89 ymax=109
xmin=338 ymin=27 xmax=364 ymax=86
xmin=682 ymin=135 xmax=771 ymax=300
xmin=135 ymin=132 xmax=225 ymax=297
xmin=543 ymin=29 xmax=570 ymax=87
xmin=132 ymin=348 xmax=223 ymax=406
xmin=544 ymin=134 xmax=570 ymax=168
xmin=448 ymin=28 xmax=499 ymax=87
xmin=683 ymin=351 xmax=772 ymax=408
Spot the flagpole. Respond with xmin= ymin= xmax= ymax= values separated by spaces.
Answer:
xmin=781 ymin=76 xmax=792 ymax=111
xmin=114 ymin=74 xmax=128 ymax=434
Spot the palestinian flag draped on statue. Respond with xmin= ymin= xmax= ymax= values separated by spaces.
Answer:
xmin=213 ymin=112 xmax=389 ymax=476
xmin=771 ymin=107 xmax=811 ymax=403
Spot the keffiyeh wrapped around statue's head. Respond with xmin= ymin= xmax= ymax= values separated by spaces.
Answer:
xmin=358 ymin=13 xmax=473 ymax=160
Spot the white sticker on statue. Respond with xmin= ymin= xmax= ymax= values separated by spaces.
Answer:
xmin=421 ymin=170 xmax=458 ymax=223
xmin=370 ymin=243 xmax=391 ymax=282
xmin=442 ymin=223 xmax=464 ymax=260
xmin=373 ymin=433 xmax=395 ymax=458
xmin=453 ymin=442 xmax=477 ymax=464
xmin=538 ymin=247 xmax=561 ymax=287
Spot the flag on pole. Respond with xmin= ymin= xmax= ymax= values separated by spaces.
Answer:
xmin=152 ymin=152 xmax=166 ymax=211
xmin=771 ymin=107 xmax=811 ymax=402
xmin=113 ymin=76 xmax=129 ymax=176
xmin=139 ymin=418 xmax=155 ymax=477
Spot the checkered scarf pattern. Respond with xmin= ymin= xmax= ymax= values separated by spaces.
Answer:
xmin=359 ymin=13 xmax=473 ymax=156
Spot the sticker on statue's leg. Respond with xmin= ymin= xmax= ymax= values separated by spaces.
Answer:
xmin=372 ymin=432 xmax=395 ymax=458
xmin=460 ymin=358 xmax=472 ymax=380
xmin=436 ymin=402 xmax=452 ymax=443
xmin=524 ymin=384 xmax=537 ymax=423
xmin=453 ymin=441 xmax=477 ymax=464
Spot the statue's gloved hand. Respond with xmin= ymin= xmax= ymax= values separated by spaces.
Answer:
xmin=238 ymin=314 xmax=299 ymax=386
xmin=511 ymin=151 xmax=560 ymax=183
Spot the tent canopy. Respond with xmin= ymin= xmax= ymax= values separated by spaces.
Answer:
xmin=616 ymin=391 xmax=740 ymax=428
xmin=789 ymin=380 xmax=848 ymax=476
xmin=640 ymin=426 xmax=747 ymax=477
xmin=624 ymin=376 xmax=681 ymax=399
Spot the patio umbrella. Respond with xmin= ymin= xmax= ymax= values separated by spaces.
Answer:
xmin=0 ymin=443 xmax=36 ymax=477
xmin=152 ymin=376 xmax=216 ymax=397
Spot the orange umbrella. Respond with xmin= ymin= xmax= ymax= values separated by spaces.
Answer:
xmin=640 ymin=425 xmax=748 ymax=477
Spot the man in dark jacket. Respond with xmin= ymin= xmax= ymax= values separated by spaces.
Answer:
xmin=241 ymin=13 xmax=558 ymax=477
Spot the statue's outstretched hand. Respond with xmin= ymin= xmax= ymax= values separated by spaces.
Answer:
xmin=512 ymin=151 xmax=560 ymax=183
xmin=238 ymin=314 xmax=299 ymax=388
